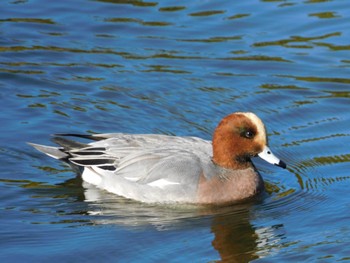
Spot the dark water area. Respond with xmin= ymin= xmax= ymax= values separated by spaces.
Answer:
xmin=1 ymin=0 xmax=350 ymax=262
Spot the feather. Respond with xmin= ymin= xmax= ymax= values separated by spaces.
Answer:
xmin=54 ymin=133 xmax=106 ymax=141
xmin=69 ymin=158 xmax=115 ymax=167
xmin=51 ymin=136 xmax=88 ymax=150
xmin=27 ymin=143 xmax=68 ymax=160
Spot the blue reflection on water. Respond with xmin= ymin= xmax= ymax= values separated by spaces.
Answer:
xmin=1 ymin=0 xmax=350 ymax=261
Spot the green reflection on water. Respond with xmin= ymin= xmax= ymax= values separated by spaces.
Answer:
xmin=225 ymin=55 xmax=292 ymax=63
xmin=141 ymin=65 xmax=190 ymax=74
xmin=28 ymin=103 xmax=46 ymax=108
xmin=0 ymin=45 xmax=121 ymax=55
xmin=198 ymin=87 xmax=230 ymax=92
xmin=105 ymin=100 xmax=132 ymax=109
xmin=95 ymin=105 xmax=108 ymax=111
xmin=277 ymin=188 xmax=296 ymax=198
xmin=158 ymin=6 xmax=186 ymax=12
xmin=142 ymin=21 xmax=172 ymax=26
xmin=17 ymin=90 xmax=60 ymax=98
xmin=0 ymin=45 xmax=207 ymax=60
xmin=253 ymin=32 xmax=340 ymax=47
xmin=151 ymin=53 xmax=203 ymax=60
xmin=260 ymin=84 xmax=307 ymax=90
xmin=0 ymin=68 xmax=44 ymax=74
xmin=305 ymin=0 xmax=332 ymax=3
xmin=309 ymin=12 xmax=341 ymax=19
xmin=71 ymin=76 xmax=105 ymax=82
xmin=0 ymin=18 xmax=55 ymax=24
xmin=189 ymin=10 xmax=226 ymax=17
xmin=0 ymin=61 xmax=123 ymax=69
xmin=282 ymin=134 xmax=348 ymax=147
xmin=314 ymin=154 xmax=350 ymax=165
xmin=297 ymin=76 xmax=350 ymax=84
xmin=278 ymin=75 xmax=350 ymax=84
xmin=105 ymin=17 xmax=139 ymax=23
xmin=95 ymin=0 xmax=157 ymax=7
xmin=179 ymin=35 xmax=241 ymax=43
xmin=227 ymin=14 xmax=250 ymax=20
xmin=53 ymin=110 xmax=69 ymax=118
xmin=34 ymin=165 xmax=71 ymax=173
xmin=314 ymin=42 xmax=350 ymax=51
xmin=106 ymin=17 xmax=172 ymax=26
xmin=0 ymin=178 xmax=57 ymax=189
xmin=22 ymin=181 xmax=57 ymax=189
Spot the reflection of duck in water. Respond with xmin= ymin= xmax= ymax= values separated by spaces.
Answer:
xmin=211 ymin=206 xmax=259 ymax=262
xmin=28 ymin=175 xmax=281 ymax=261
xmin=29 ymin=112 xmax=286 ymax=205
xmin=82 ymin=183 xmax=279 ymax=261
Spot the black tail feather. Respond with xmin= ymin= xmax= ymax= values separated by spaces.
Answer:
xmin=51 ymin=136 xmax=88 ymax=150
xmin=53 ymin=133 xmax=102 ymax=141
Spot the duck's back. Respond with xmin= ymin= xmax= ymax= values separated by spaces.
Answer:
xmin=68 ymin=133 xmax=214 ymax=203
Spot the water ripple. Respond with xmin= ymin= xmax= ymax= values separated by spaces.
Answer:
xmin=2 ymin=0 xmax=350 ymax=261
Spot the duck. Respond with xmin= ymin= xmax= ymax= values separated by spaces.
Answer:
xmin=29 ymin=112 xmax=286 ymax=205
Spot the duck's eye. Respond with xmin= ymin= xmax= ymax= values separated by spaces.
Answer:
xmin=245 ymin=131 xmax=254 ymax=138
xmin=241 ymin=130 xmax=254 ymax=139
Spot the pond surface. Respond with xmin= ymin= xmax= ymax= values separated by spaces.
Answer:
xmin=1 ymin=0 xmax=350 ymax=262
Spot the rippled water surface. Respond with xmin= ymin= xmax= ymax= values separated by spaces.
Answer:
xmin=1 ymin=0 xmax=350 ymax=262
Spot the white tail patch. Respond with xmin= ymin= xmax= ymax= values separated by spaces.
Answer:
xmin=82 ymin=168 xmax=102 ymax=185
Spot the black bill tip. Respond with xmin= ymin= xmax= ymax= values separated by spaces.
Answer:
xmin=275 ymin=160 xmax=287 ymax=169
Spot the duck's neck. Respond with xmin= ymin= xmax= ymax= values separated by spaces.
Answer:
xmin=212 ymin=153 xmax=252 ymax=170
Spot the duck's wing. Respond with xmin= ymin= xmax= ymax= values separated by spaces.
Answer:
xmin=61 ymin=133 xmax=212 ymax=172
xmin=29 ymin=134 xmax=213 ymax=202
xmin=51 ymin=132 xmax=212 ymax=150
xmin=69 ymin=142 xmax=211 ymax=186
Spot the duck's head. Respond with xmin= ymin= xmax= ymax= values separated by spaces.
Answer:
xmin=212 ymin=112 xmax=286 ymax=170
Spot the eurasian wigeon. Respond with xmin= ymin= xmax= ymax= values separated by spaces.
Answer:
xmin=29 ymin=112 xmax=286 ymax=205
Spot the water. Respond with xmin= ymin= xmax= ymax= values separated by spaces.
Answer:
xmin=1 ymin=0 xmax=350 ymax=261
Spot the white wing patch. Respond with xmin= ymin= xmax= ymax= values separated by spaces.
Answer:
xmin=124 ymin=176 xmax=139 ymax=182
xmin=82 ymin=168 xmax=102 ymax=185
xmin=148 ymin=179 xmax=180 ymax=189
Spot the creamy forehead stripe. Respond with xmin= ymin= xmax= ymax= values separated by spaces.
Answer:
xmin=238 ymin=112 xmax=267 ymax=144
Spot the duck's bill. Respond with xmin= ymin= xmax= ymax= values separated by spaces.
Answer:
xmin=258 ymin=146 xmax=287 ymax=169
